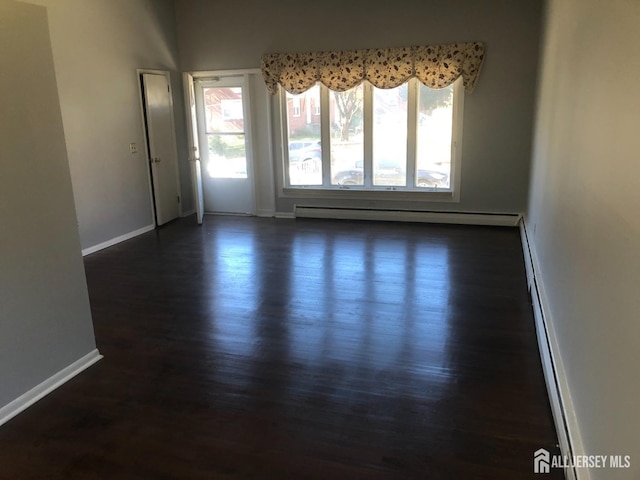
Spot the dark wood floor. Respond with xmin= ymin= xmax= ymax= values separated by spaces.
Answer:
xmin=0 ymin=216 xmax=562 ymax=479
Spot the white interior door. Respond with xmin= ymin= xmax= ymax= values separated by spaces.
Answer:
xmin=195 ymin=76 xmax=254 ymax=214
xmin=183 ymin=73 xmax=204 ymax=224
xmin=142 ymin=72 xmax=180 ymax=225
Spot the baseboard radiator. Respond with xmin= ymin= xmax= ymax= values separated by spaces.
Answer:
xmin=520 ymin=220 xmax=581 ymax=480
xmin=294 ymin=205 xmax=522 ymax=227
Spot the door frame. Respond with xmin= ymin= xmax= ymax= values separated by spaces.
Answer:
xmin=184 ymin=69 xmax=262 ymax=217
xmin=136 ymin=69 xmax=183 ymax=226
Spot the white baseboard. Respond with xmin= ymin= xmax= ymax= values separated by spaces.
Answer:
xmin=294 ymin=206 xmax=521 ymax=227
xmin=520 ymin=220 xmax=586 ymax=480
xmin=275 ymin=211 xmax=295 ymax=219
xmin=82 ymin=224 xmax=155 ymax=256
xmin=0 ymin=349 xmax=103 ymax=427
xmin=256 ymin=209 xmax=276 ymax=218
xmin=181 ymin=209 xmax=195 ymax=218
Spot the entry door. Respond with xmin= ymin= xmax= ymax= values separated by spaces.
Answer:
xmin=195 ymin=76 xmax=254 ymax=214
xmin=142 ymin=73 xmax=180 ymax=225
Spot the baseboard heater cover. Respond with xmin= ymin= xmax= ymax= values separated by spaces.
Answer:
xmin=294 ymin=205 xmax=522 ymax=227
xmin=520 ymin=220 xmax=582 ymax=480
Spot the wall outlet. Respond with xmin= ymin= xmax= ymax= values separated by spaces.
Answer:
xmin=129 ymin=143 xmax=137 ymax=154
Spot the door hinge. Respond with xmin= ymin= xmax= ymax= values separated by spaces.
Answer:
xmin=177 ymin=195 xmax=180 ymax=203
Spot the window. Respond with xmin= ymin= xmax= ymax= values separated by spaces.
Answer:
xmin=330 ymin=85 xmax=364 ymax=185
xmin=292 ymin=97 xmax=301 ymax=117
xmin=281 ymin=78 xmax=461 ymax=194
xmin=373 ymin=83 xmax=408 ymax=187
xmin=285 ymin=85 xmax=322 ymax=185
xmin=202 ymin=85 xmax=247 ymax=179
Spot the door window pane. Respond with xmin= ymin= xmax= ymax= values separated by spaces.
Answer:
xmin=285 ymin=85 xmax=322 ymax=186
xmin=204 ymin=87 xmax=244 ymax=133
xmin=372 ymin=84 xmax=408 ymax=186
xmin=330 ymin=85 xmax=364 ymax=186
xmin=206 ymin=134 xmax=247 ymax=178
xmin=416 ymin=83 xmax=453 ymax=188
xmin=203 ymin=87 xmax=247 ymax=178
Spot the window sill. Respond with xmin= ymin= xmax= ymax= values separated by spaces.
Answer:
xmin=280 ymin=187 xmax=459 ymax=203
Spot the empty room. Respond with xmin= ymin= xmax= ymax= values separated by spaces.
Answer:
xmin=1 ymin=0 xmax=638 ymax=479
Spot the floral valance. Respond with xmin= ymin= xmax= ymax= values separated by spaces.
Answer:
xmin=261 ymin=42 xmax=485 ymax=95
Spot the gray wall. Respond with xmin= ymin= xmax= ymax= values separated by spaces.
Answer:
xmin=175 ymin=0 xmax=543 ymax=214
xmin=0 ymin=0 xmax=97 ymax=407
xmin=26 ymin=0 xmax=192 ymax=250
xmin=527 ymin=0 xmax=640 ymax=477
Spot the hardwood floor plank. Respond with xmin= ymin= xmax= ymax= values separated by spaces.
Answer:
xmin=0 ymin=216 xmax=563 ymax=479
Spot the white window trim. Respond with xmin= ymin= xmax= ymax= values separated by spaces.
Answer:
xmin=275 ymin=78 xmax=464 ymax=203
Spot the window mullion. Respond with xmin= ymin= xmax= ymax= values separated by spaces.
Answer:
xmin=450 ymin=77 xmax=464 ymax=197
xmin=363 ymin=82 xmax=373 ymax=188
xmin=320 ymin=85 xmax=331 ymax=187
xmin=406 ymin=79 xmax=418 ymax=189
xmin=280 ymin=89 xmax=292 ymax=187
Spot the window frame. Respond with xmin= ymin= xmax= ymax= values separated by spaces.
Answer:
xmin=277 ymin=78 xmax=464 ymax=203
xmin=195 ymin=76 xmax=251 ymax=181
